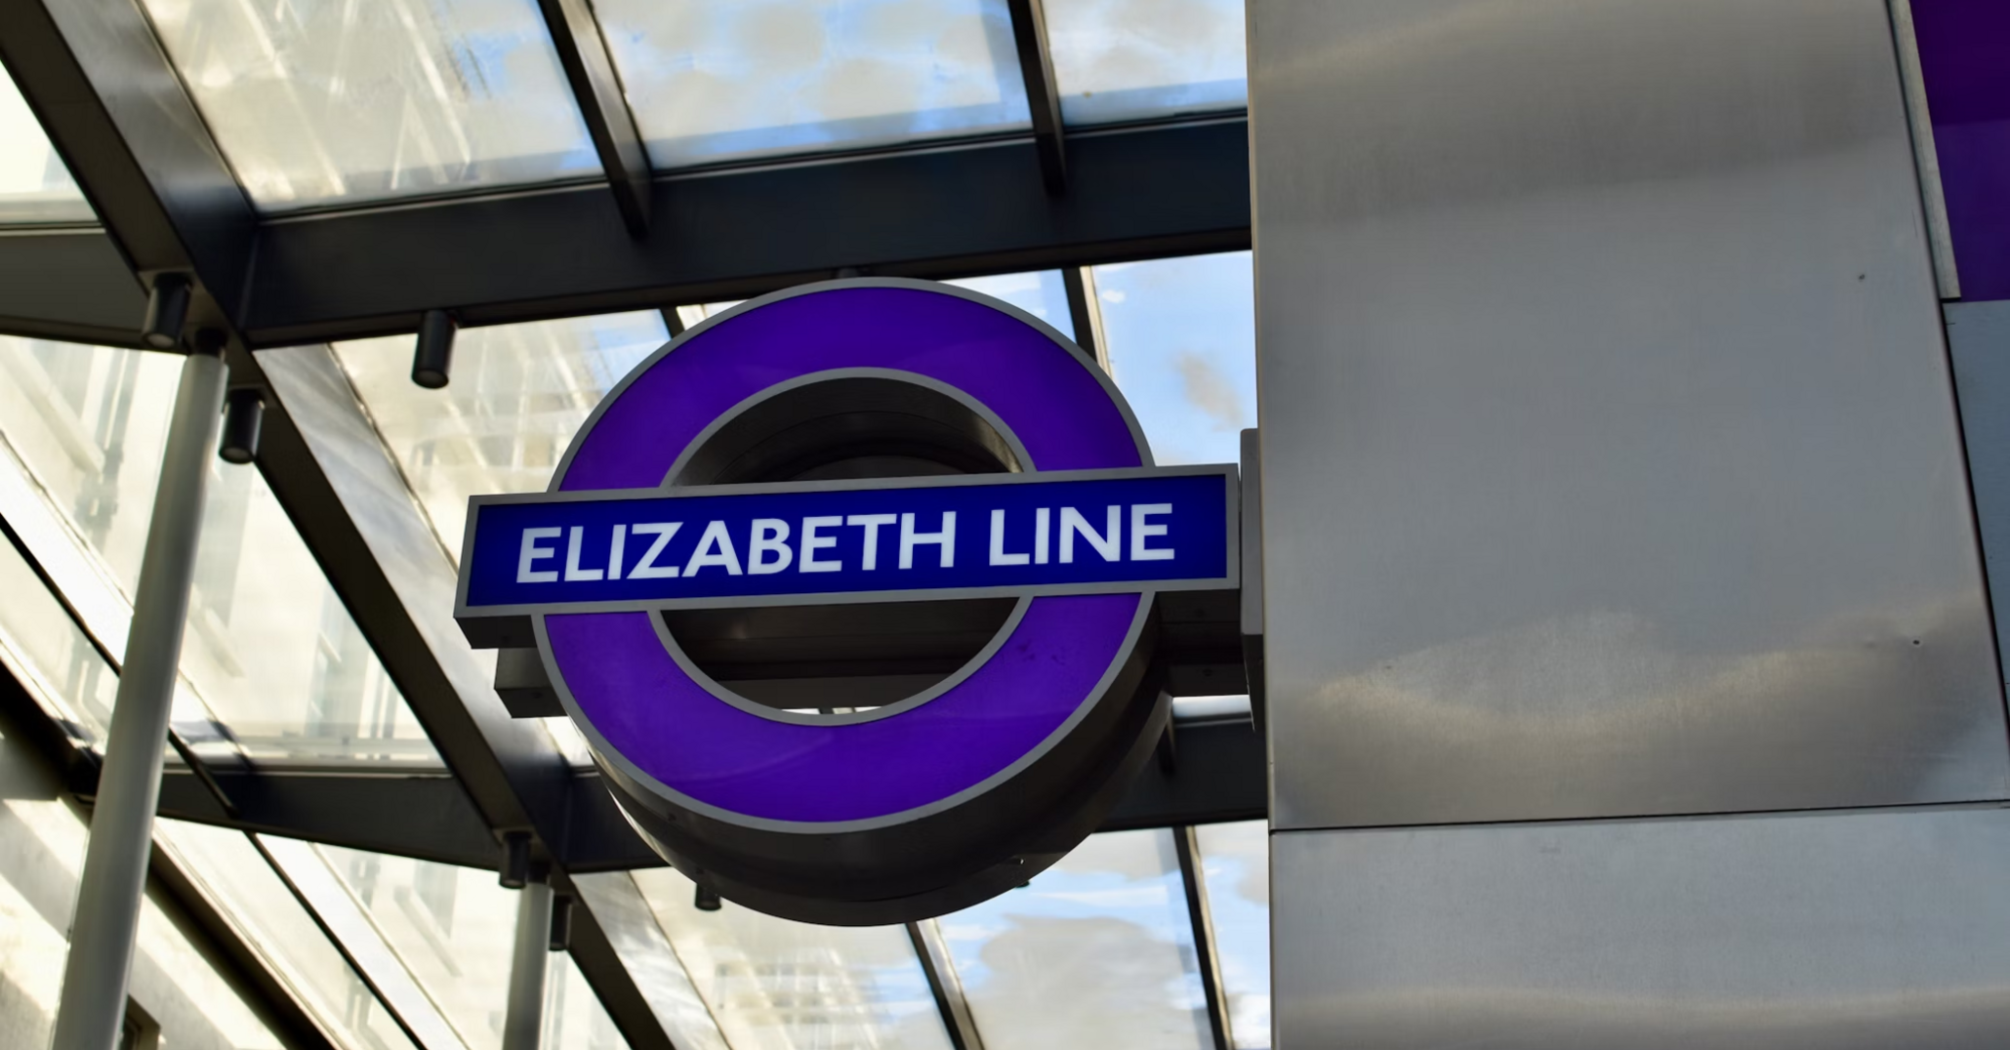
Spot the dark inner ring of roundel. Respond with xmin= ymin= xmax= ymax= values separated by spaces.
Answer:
xmin=661 ymin=374 xmax=1025 ymax=715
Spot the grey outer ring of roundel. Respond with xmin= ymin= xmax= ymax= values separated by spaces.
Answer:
xmin=531 ymin=277 xmax=1163 ymax=837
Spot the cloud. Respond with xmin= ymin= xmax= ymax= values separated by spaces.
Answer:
xmin=1175 ymin=352 xmax=1247 ymax=431
xmin=1099 ymin=289 xmax=1127 ymax=303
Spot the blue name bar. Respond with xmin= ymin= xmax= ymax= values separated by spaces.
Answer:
xmin=455 ymin=466 xmax=1237 ymax=621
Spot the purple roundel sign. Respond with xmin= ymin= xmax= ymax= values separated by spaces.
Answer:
xmin=455 ymin=280 xmax=1239 ymax=924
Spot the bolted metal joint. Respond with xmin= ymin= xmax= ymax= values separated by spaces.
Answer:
xmin=141 ymin=274 xmax=192 ymax=350
xmin=218 ymin=389 xmax=264 ymax=464
xmin=412 ymin=309 xmax=458 ymax=389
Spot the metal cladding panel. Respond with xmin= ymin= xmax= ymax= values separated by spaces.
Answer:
xmin=1273 ymin=809 xmax=2010 ymax=1049
xmin=1250 ymin=0 xmax=2009 ymax=830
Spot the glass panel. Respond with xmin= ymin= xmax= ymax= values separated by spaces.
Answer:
xmin=631 ymin=866 xmax=953 ymax=1049
xmin=157 ymin=821 xmax=419 ymax=1050
xmin=572 ymin=873 xmax=731 ymax=1050
xmin=0 ymin=68 xmax=92 ymax=224
xmin=1045 ymin=0 xmax=1247 ymax=126
xmin=674 ymin=302 xmax=744 ymax=330
xmin=138 ymin=0 xmax=598 ymax=212
xmin=1092 ymin=251 xmax=1256 ymax=465
xmin=598 ymin=0 xmax=1030 ymax=169
xmin=269 ymin=841 xmax=536 ymax=1050
xmin=332 ymin=312 xmax=669 ymax=562
xmin=0 ymin=337 xmax=180 ymax=603
xmin=1195 ymin=821 xmax=1268 ymax=1049
xmin=940 ymin=829 xmax=1210 ymax=1050
xmin=0 ymin=723 xmax=281 ymax=1049
xmin=260 ymin=837 xmax=469 ymax=1050
xmin=546 ymin=951 xmax=631 ymax=1050
xmin=945 ymin=271 xmax=1074 ymax=341
xmin=181 ymin=463 xmax=438 ymax=766
xmin=0 ymin=525 xmax=121 ymax=749
xmin=1171 ymin=694 xmax=1251 ymax=722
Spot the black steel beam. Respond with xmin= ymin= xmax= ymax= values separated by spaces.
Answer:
xmin=1100 ymin=718 xmax=1266 ymax=831
xmin=557 ymin=875 xmax=677 ymax=1050
xmin=563 ymin=715 xmax=1268 ymax=871
xmin=1005 ymin=0 xmax=1067 ymax=194
xmin=1173 ymin=826 xmax=1234 ymax=1050
xmin=0 ymin=0 xmax=256 ymax=328
xmin=241 ymin=119 xmax=1248 ymax=345
xmin=0 ymin=230 xmax=148 ymax=345
xmin=245 ymin=363 xmax=569 ymax=842
xmin=534 ymin=0 xmax=652 ymax=236
xmin=155 ymin=769 xmax=498 ymax=868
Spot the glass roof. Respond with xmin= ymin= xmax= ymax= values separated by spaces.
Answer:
xmin=596 ymin=0 xmax=1032 ymax=169
xmin=0 ymin=68 xmax=92 ymax=225
xmin=138 ymin=0 xmax=599 ymax=212
xmin=261 ymin=836 xmax=476 ymax=1050
xmin=0 ymin=724 xmax=281 ymax=1050
xmin=573 ymin=871 xmax=732 ymax=1050
xmin=159 ymin=821 xmax=420 ymax=1050
xmin=1195 ymin=822 xmax=1268 ymax=1049
xmin=630 ymin=866 xmax=954 ymax=1049
xmin=332 ymin=311 xmax=669 ymax=563
xmin=0 ymin=336 xmax=438 ymax=768
xmin=940 ymin=828 xmax=1211 ymax=1050
xmin=0 ymin=266 xmax=1265 ymax=1047
xmin=1044 ymin=0 xmax=1248 ymax=126
xmin=546 ymin=951 xmax=633 ymax=1050
xmin=307 ymin=842 xmax=527 ymax=1050
xmin=1092 ymin=252 xmax=1256 ymax=465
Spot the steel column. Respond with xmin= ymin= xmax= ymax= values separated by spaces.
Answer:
xmin=51 ymin=347 xmax=225 ymax=1050
xmin=503 ymin=881 xmax=556 ymax=1050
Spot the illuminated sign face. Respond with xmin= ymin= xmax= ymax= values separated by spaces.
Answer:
xmin=455 ymin=280 xmax=1238 ymax=924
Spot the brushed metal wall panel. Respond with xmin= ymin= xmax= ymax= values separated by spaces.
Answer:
xmin=1250 ymin=0 xmax=2008 ymax=829
xmin=1274 ymin=809 xmax=2010 ymax=1049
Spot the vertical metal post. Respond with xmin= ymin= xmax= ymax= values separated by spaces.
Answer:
xmin=502 ymin=880 xmax=554 ymax=1050
xmin=51 ymin=347 xmax=225 ymax=1050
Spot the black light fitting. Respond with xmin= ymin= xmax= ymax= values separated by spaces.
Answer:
xmin=412 ymin=309 xmax=457 ymax=389
xmin=218 ymin=389 xmax=264 ymax=464
xmin=140 ymin=274 xmax=191 ymax=350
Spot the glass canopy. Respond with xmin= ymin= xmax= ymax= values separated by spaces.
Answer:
xmin=597 ymin=0 xmax=1032 ymax=169
xmin=0 ymin=336 xmax=438 ymax=768
xmin=330 ymin=311 xmax=669 ymax=563
xmin=1196 ymin=822 xmax=1269 ymax=1048
xmin=631 ymin=866 xmax=953 ymax=1049
xmin=138 ymin=0 xmax=599 ymax=211
xmin=0 ymin=0 xmax=1268 ymax=1037
xmin=1044 ymin=0 xmax=1248 ymax=126
xmin=0 ymin=724 xmax=281 ymax=1049
xmin=1094 ymin=252 xmax=1257 ymax=465
xmin=0 ymin=67 xmax=91 ymax=224
xmin=941 ymin=828 xmax=1212 ymax=1050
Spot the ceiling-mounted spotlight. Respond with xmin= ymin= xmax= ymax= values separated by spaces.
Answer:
xmin=141 ymin=274 xmax=191 ymax=350
xmin=218 ymin=388 xmax=264 ymax=465
xmin=412 ymin=309 xmax=458 ymax=389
